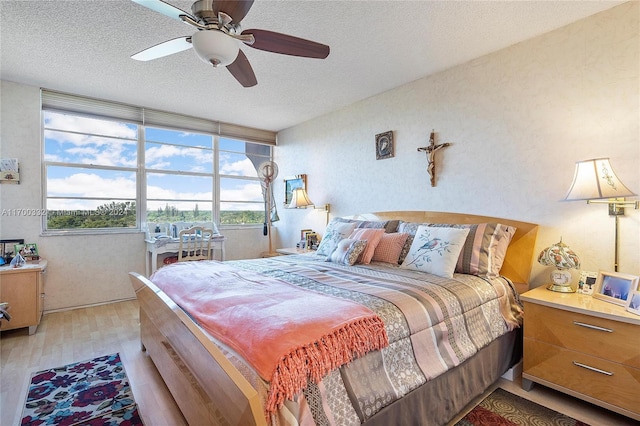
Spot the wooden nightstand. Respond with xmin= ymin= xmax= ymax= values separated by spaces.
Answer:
xmin=0 ymin=260 xmax=48 ymax=335
xmin=521 ymin=285 xmax=640 ymax=421
xmin=276 ymin=247 xmax=315 ymax=255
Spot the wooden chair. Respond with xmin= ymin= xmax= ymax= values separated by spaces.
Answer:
xmin=178 ymin=226 xmax=213 ymax=262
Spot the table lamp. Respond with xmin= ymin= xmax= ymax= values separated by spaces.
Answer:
xmin=538 ymin=238 xmax=581 ymax=292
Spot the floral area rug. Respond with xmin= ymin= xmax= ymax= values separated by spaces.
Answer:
xmin=21 ymin=353 xmax=144 ymax=426
xmin=455 ymin=388 xmax=590 ymax=426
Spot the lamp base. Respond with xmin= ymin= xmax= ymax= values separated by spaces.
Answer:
xmin=546 ymin=283 xmax=576 ymax=293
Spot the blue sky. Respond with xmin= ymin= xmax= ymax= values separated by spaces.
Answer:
xmin=44 ymin=111 xmax=265 ymax=212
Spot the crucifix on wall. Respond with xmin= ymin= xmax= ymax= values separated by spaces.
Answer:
xmin=417 ymin=130 xmax=451 ymax=187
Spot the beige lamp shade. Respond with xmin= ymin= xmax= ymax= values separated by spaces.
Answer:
xmin=288 ymin=187 xmax=314 ymax=209
xmin=564 ymin=158 xmax=636 ymax=201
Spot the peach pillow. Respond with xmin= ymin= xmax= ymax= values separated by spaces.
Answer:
xmin=372 ymin=232 xmax=409 ymax=264
xmin=348 ymin=228 xmax=385 ymax=264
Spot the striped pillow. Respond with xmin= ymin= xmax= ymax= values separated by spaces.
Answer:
xmin=348 ymin=228 xmax=385 ymax=264
xmin=430 ymin=223 xmax=516 ymax=278
xmin=372 ymin=232 xmax=409 ymax=264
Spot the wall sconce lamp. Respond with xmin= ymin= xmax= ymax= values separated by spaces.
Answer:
xmin=288 ymin=187 xmax=330 ymax=222
xmin=564 ymin=158 xmax=638 ymax=272
xmin=538 ymin=238 xmax=581 ymax=292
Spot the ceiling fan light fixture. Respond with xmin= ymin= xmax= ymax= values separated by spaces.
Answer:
xmin=192 ymin=30 xmax=239 ymax=67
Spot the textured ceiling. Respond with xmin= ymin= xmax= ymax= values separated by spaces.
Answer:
xmin=0 ymin=1 xmax=624 ymax=132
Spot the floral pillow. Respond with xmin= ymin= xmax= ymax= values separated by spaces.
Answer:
xmin=400 ymin=225 xmax=470 ymax=278
xmin=397 ymin=222 xmax=431 ymax=264
xmin=329 ymin=239 xmax=368 ymax=266
xmin=316 ymin=219 xmax=358 ymax=257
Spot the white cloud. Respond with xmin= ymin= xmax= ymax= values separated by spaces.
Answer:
xmin=45 ymin=112 xmax=137 ymax=143
xmin=48 ymin=173 xmax=136 ymax=198
xmin=220 ymin=157 xmax=257 ymax=176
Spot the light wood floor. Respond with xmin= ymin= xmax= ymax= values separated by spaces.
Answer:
xmin=1 ymin=300 xmax=636 ymax=426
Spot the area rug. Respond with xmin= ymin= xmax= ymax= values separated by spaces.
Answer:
xmin=21 ymin=353 xmax=144 ymax=426
xmin=455 ymin=387 xmax=590 ymax=426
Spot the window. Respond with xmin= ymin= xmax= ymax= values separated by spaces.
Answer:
xmin=41 ymin=90 xmax=276 ymax=233
xmin=219 ymin=138 xmax=271 ymax=225
xmin=145 ymin=127 xmax=214 ymax=224
xmin=43 ymin=111 xmax=138 ymax=230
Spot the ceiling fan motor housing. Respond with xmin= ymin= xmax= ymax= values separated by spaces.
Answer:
xmin=192 ymin=30 xmax=239 ymax=67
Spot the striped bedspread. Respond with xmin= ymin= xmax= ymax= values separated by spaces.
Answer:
xmin=182 ymin=255 xmax=523 ymax=425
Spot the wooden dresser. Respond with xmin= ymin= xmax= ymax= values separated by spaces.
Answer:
xmin=0 ymin=260 xmax=47 ymax=335
xmin=521 ymin=285 xmax=640 ymax=421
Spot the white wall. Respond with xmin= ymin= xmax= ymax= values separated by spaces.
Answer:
xmin=0 ymin=81 xmax=272 ymax=311
xmin=274 ymin=2 xmax=640 ymax=288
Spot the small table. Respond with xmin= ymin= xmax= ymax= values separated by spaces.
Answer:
xmin=0 ymin=260 xmax=47 ymax=335
xmin=145 ymin=236 xmax=226 ymax=276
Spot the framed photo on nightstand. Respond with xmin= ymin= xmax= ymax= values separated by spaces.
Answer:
xmin=593 ymin=270 xmax=639 ymax=306
xmin=626 ymin=291 xmax=640 ymax=316
xmin=577 ymin=270 xmax=597 ymax=295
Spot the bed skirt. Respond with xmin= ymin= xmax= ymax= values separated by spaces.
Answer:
xmin=365 ymin=329 xmax=520 ymax=426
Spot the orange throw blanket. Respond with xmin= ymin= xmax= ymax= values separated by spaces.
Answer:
xmin=151 ymin=261 xmax=389 ymax=414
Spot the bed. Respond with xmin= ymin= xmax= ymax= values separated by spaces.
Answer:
xmin=129 ymin=211 xmax=539 ymax=426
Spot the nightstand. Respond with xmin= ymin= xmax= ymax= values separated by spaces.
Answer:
xmin=276 ymin=247 xmax=315 ymax=255
xmin=521 ymin=285 xmax=640 ymax=421
xmin=0 ymin=260 xmax=48 ymax=335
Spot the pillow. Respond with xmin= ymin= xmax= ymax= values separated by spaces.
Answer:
xmin=429 ymin=223 xmax=516 ymax=278
xmin=356 ymin=219 xmax=400 ymax=233
xmin=347 ymin=228 xmax=385 ymax=264
xmin=400 ymin=225 xmax=470 ymax=278
xmin=397 ymin=222 xmax=431 ymax=264
xmin=316 ymin=219 xmax=358 ymax=257
xmin=329 ymin=239 xmax=368 ymax=266
xmin=372 ymin=232 xmax=409 ymax=264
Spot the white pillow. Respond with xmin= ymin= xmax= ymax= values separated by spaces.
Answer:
xmin=329 ymin=239 xmax=368 ymax=266
xmin=400 ymin=225 xmax=470 ymax=278
xmin=315 ymin=220 xmax=358 ymax=257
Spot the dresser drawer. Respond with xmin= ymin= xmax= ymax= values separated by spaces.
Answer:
xmin=524 ymin=302 xmax=640 ymax=368
xmin=524 ymin=339 xmax=640 ymax=415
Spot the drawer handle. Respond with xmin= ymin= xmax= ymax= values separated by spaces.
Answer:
xmin=573 ymin=321 xmax=613 ymax=333
xmin=572 ymin=361 xmax=613 ymax=376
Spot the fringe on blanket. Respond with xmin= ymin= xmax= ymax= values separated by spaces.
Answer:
xmin=265 ymin=315 xmax=389 ymax=414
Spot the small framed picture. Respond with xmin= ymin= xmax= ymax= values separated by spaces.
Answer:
xmin=306 ymin=232 xmax=319 ymax=250
xmin=592 ymin=270 xmax=639 ymax=306
xmin=284 ymin=174 xmax=307 ymax=205
xmin=627 ymin=291 xmax=640 ymax=316
xmin=15 ymin=243 xmax=39 ymax=261
xmin=375 ymin=131 xmax=394 ymax=160
xmin=1 ymin=238 xmax=24 ymax=262
xmin=577 ymin=270 xmax=598 ymax=295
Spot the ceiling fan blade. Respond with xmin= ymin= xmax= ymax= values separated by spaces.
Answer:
xmin=214 ymin=0 xmax=255 ymax=24
xmin=241 ymin=29 xmax=329 ymax=59
xmin=226 ymin=50 xmax=257 ymax=87
xmin=131 ymin=0 xmax=193 ymax=21
xmin=131 ymin=36 xmax=192 ymax=61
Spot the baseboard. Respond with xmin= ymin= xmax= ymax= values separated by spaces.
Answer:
xmin=501 ymin=359 xmax=523 ymax=381
xmin=43 ymin=296 xmax=137 ymax=315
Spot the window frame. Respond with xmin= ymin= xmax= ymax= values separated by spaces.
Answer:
xmin=41 ymin=91 xmax=275 ymax=235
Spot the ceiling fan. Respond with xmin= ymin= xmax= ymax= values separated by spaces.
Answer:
xmin=130 ymin=0 xmax=330 ymax=87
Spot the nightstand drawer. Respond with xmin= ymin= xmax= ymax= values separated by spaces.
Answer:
xmin=524 ymin=302 xmax=640 ymax=368
xmin=524 ymin=339 xmax=640 ymax=415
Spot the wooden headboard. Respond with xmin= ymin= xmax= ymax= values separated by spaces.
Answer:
xmin=346 ymin=211 xmax=539 ymax=290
